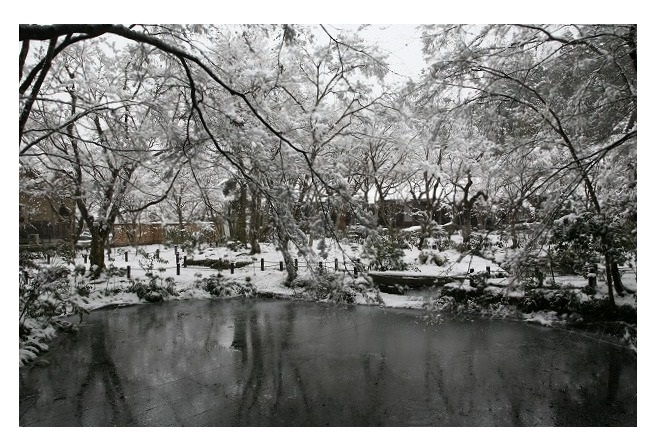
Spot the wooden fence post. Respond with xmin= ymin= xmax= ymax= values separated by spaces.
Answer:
xmin=176 ymin=263 xmax=180 ymax=275
xmin=230 ymin=262 xmax=235 ymax=274
xmin=261 ymin=258 xmax=265 ymax=271
xmin=279 ymin=261 xmax=284 ymax=271
xmin=127 ymin=265 xmax=131 ymax=279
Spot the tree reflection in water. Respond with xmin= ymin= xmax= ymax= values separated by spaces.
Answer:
xmin=19 ymin=300 xmax=637 ymax=426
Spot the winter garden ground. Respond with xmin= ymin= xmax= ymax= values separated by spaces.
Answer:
xmin=19 ymin=229 xmax=637 ymax=367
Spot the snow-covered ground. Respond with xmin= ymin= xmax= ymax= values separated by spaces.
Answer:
xmin=61 ymin=240 xmax=514 ymax=311
xmin=59 ymin=237 xmax=636 ymax=311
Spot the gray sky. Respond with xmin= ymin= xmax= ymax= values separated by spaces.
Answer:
xmin=326 ymin=24 xmax=427 ymax=81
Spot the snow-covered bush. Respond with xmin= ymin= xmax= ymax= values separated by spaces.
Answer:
xmin=418 ymin=249 xmax=449 ymax=266
xmin=400 ymin=226 xmax=422 ymax=249
xmin=19 ymin=319 xmax=57 ymax=366
xmin=549 ymin=211 xmax=636 ymax=276
xmin=19 ymin=248 xmax=42 ymax=269
xmin=20 ymin=265 xmax=72 ymax=324
xmin=197 ymin=222 xmax=219 ymax=247
xmin=424 ymin=227 xmax=452 ymax=251
xmin=225 ymin=240 xmax=248 ymax=252
xmin=196 ymin=274 xmax=256 ymax=298
xmin=362 ymin=229 xmax=407 ymax=271
xmin=292 ymin=271 xmax=382 ymax=305
xmin=317 ymin=237 xmax=329 ymax=259
xmin=166 ymin=226 xmax=195 ymax=249
xmin=19 ymin=264 xmax=88 ymax=350
xmin=136 ymin=249 xmax=168 ymax=274
xmin=523 ymin=265 xmax=546 ymax=289
xmin=519 ymin=288 xmax=583 ymax=314
xmin=465 ymin=231 xmax=492 ymax=255
xmin=423 ymin=295 xmax=486 ymax=318
xmin=128 ymin=274 xmax=178 ymax=303
xmin=346 ymin=225 xmax=368 ymax=245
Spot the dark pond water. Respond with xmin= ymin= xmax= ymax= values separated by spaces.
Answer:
xmin=19 ymin=298 xmax=637 ymax=426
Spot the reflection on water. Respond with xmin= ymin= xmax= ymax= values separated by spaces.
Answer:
xmin=19 ymin=298 xmax=637 ymax=426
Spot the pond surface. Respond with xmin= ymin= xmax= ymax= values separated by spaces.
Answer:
xmin=19 ymin=298 xmax=636 ymax=426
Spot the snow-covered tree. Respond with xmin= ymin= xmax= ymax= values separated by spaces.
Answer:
xmin=416 ymin=24 xmax=637 ymax=302
xmin=20 ymin=35 xmax=187 ymax=274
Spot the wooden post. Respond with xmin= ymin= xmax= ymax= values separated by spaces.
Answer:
xmin=261 ymin=258 xmax=265 ymax=271
xmin=176 ymin=263 xmax=180 ymax=275
xmin=125 ymin=251 xmax=128 ymax=262
xmin=230 ymin=262 xmax=235 ymax=274
xmin=486 ymin=266 xmax=491 ymax=277
xmin=174 ymin=245 xmax=178 ymax=254
xmin=183 ymin=256 xmax=187 ymax=268
xmin=127 ymin=265 xmax=131 ymax=279
xmin=155 ymin=249 xmax=160 ymax=259
xmin=335 ymin=258 xmax=338 ymax=271
xmin=83 ymin=254 xmax=88 ymax=264
xmin=294 ymin=259 xmax=298 ymax=270
xmin=279 ymin=261 xmax=284 ymax=271
xmin=46 ymin=254 xmax=51 ymax=264
xmin=176 ymin=252 xmax=180 ymax=264
xmin=319 ymin=261 xmax=323 ymax=273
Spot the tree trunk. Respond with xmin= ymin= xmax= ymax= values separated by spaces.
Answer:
xmin=603 ymin=251 xmax=615 ymax=304
xmin=611 ymin=262 xmax=626 ymax=296
xmin=249 ymin=188 xmax=261 ymax=255
xmin=460 ymin=208 xmax=472 ymax=243
xmin=176 ymin=200 xmax=184 ymax=230
xmin=235 ymin=184 xmax=248 ymax=244
xmin=419 ymin=197 xmax=436 ymax=250
xmin=89 ymin=225 xmax=109 ymax=277
xmin=417 ymin=219 xmax=427 ymax=251
xmin=510 ymin=224 xmax=519 ymax=249
xmin=277 ymin=232 xmax=297 ymax=286
xmin=510 ymin=208 xmax=520 ymax=249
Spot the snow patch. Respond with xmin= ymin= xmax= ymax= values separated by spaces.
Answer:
xmin=523 ymin=311 xmax=559 ymax=327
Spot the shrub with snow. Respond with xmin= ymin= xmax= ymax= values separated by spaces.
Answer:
xmin=19 ymin=263 xmax=89 ymax=366
xmin=128 ymin=274 xmax=178 ymax=303
xmin=417 ymin=249 xmax=449 ymax=266
xmin=19 ymin=264 xmax=85 ymax=328
xmin=292 ymin=271 xmax=381 ymax=305
xmin=196 ymin=273 xmax=256 ymax=298
xmin=362 ymin=229 xmax=408 ymax=271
